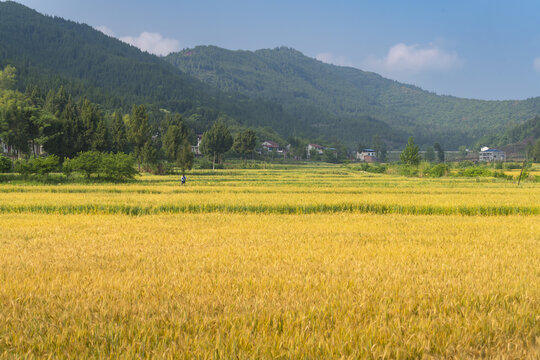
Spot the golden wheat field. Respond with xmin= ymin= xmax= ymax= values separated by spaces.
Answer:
xmin=1 ymin=165 xmax=539 ymax=359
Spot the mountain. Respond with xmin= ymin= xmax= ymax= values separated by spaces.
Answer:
xmin=166 ymin=45 xmax=540 ymax=148
xmin=3 ymin=1 xmax=538 ymax=149
xmin=476 ymin=116 xmax=540 ymax=150
xmin=0 ymin=1 xmax=311 ymax=139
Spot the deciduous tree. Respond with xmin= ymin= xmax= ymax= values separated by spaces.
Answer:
xmin=400 ymin=137 xmax=421 ymax=165
xmin=434 ymin=143 xmax=445 ymax=163
xmin=200 ymin=120 xmax=233 ymax=169
xmin=177 ymin=137 xmax=194 ymax=175
xmin=233 ymin=129 xmax=257 ymax=159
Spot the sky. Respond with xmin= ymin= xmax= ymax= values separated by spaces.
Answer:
xmin=10 ymin=0 xmax=540 ymax=100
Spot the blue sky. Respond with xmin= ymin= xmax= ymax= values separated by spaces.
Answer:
xmin=11 ymin=0 xmax=540 ymax=100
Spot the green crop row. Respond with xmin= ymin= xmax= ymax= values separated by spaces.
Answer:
xmin=0 ymin=203 xmax=538 ymax=216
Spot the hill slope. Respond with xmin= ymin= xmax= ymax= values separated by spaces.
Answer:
xmin=0 ymin=1 xmax=312 ymax=138
xmin=166 ymin=46 xmax=540 ymax=147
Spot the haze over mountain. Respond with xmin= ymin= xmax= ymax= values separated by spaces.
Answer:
xmin=1 ymin=1 xmax=540 ymax=149
xmin=166 ymin=45 xmax=540 ymax=148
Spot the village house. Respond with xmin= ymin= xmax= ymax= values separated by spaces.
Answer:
xmin=306 ymin=143 xmax=324 ymax=158
xmin=261 ymin=140 xmax=281 ymax=153
xmin=479 ymin=147 xmax=505 ymax=162
xmin=356 ymin=148 xmax=377 ymax=162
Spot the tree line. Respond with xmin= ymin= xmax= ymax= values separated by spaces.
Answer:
xmin=0 ymin=65 xmax=269 ymax=176
xmin=0 ymin=65 xmax=196 ymax=174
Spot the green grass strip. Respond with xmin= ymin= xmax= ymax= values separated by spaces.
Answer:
xmin=0 ymin=203 xmax=538 ymax=216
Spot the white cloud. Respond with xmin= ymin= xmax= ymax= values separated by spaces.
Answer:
xmin=316 ymin=52 xmax=353 ymax=67
xmin=365 ymin=43 xmax=463 ymax=74
xmin=119 ymin=32 xmax=180 ymax=56
xmin=93 ymin=26 xmax=181 ymax=56
xmin=533 ymin=57 xmax=540 ymax=72
xmin=95 ymin=25 xmax=115 ymax=37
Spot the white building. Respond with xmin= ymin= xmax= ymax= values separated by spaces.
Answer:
xmin=306 ymin=144 xmax=324 ymax=158
xmin=261 ymin=140 xmax=281 ymax=152
xmin=479 ymin=147 xmax=505 ymax=162
xmin=356 ymin=148 xmax=377 ymax=162
xmin=191 ymin=134 xmax=203 ymax=155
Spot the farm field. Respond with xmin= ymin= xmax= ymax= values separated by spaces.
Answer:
xmin=1 ymin=164 xmax=539 ymax=358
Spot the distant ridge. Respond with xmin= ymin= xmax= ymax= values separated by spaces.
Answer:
xmin=0 ymin=1 xmax=309 ymax=139
xmin=166 ymin=45 xmax=540 ymax=147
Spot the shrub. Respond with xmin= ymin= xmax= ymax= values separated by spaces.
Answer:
xmin=398 ymin=164 xmax=419 ymax=177
xmin=0 ymin=155 xmax=12 ymax=173
xmin=30 ymin=155 xmax=59 ymax=176
xmin=13 ymin=156 xmax=59 ymax=177
xmin=13 ymin=159 xmax=33 ymax=176
xmin=457 ymin=161 xmax=475 ymax=168
xmin=100 ymin=153 xmax=138 ymax=180
xmin=196 ymin=158 xmax=223 ymax=169
xmin=503 ymin=162 xmax=522 ymax=170
xmin=366 ymin=164 xmax=387 ymax=173
xmin=425 ymin=163 xmax=449 ymax=177
xmin=144 ymin=161 xmax=173 ymax=175
xmin=458 ymin=167 xmax=492 ymax=177
xmin=354 ymin=163 xmax=387 ymax=174
xmin=493 ymin=170 xmax=512 ymax=180
xmin=71 ymin=151 xmax=102 ymax=178
xmin=62 ymin=158 xmax=74 ymax=178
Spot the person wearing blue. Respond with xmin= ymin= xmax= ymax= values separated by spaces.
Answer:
xmin=181 ymin=175 xmax=186 ymax=185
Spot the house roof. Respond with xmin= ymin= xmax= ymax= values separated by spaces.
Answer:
xmin=363 ymin=149 xmax=376 ymax=152
xmin=309 ymin=143 xmax=324 ymax=149
xmin=480 ymin=149 xmax=504 ymax=153
xmin=262 ymin=140 xmax=279 ymax=147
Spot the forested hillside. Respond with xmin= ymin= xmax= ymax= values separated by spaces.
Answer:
xmin=2 ymin=1 xmax=539 ymax=149
xmin=476 ymin=116 xmax=540 ymax=149
xmin=0 ymin=1 xmax=311 ymax=139
xmin=166 ymin=46 xmax=540 ymax=148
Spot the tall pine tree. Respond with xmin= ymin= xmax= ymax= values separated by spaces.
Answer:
xmin=110 ymin=110 xmax=127 ymax=153
xmin=129 ymin=104 xmax=151 ymax=170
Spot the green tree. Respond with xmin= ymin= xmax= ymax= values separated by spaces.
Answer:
xmin=44 ymin=87 xmax=68 ymax=118
xmin=424 ymin=146 xmax=436 ymax=162
xmin=59 ymin=97 xmax=84 ymax=158
xmin=458 ymin=145 xmax=468 ymax=158
xmin=0 ymin=65 xmax=16 ymax=90
xmin=400 ymin=137 xmax=421 ymax=165
xmin=93 ymin=117 xmax=109 ymax=151
xmin=322 ymin=148 xmax=338 ymax=163
xmin=532 ymin=138 xmax=540 ymax=162
xmin=434 ymin=143 xmax=445 ymax=163
xmin=71 ymin=151 xmax=102 ymax=178
xmin=163 ymin=114 xmax=188 ymax=162
xmin=372 ymin=135 xmax=387 ymax=162
xmin=309 ymin=148 xmax=321 ymax=161
xmin=200 ymin=120 xmax=233 ymax=169
xmin=233 ymin=129 xmax=257 ymax=159
xmin=141 ymin=140 xmax=158 ymax=171
xmin=128 ymin=105 xmax=151 ymax=171
xmin=110 ymin=111 xmax=127 ymax=153
xmin=1 ymin=92 xmax=30 ymax=155
xmin=0 ymin=90 xmax=54 ymax=158
xmin=30 ymin=155 xmax=59 ymax=176
xmin=99 ymin=152 xmax=138 ymax=180
xmin=177 ymin=137 xmax=194 ymax=175
xmin=0 ymin=155 xmax=12 ymax=172
xmin=80 ymin=98 xmax=100 ymax=149
xmin=287 ymin=136 xmax=306 ymax=159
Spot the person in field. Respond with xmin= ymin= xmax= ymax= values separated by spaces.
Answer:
xmin=181 ymin=175 xmax=186 ymax=185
